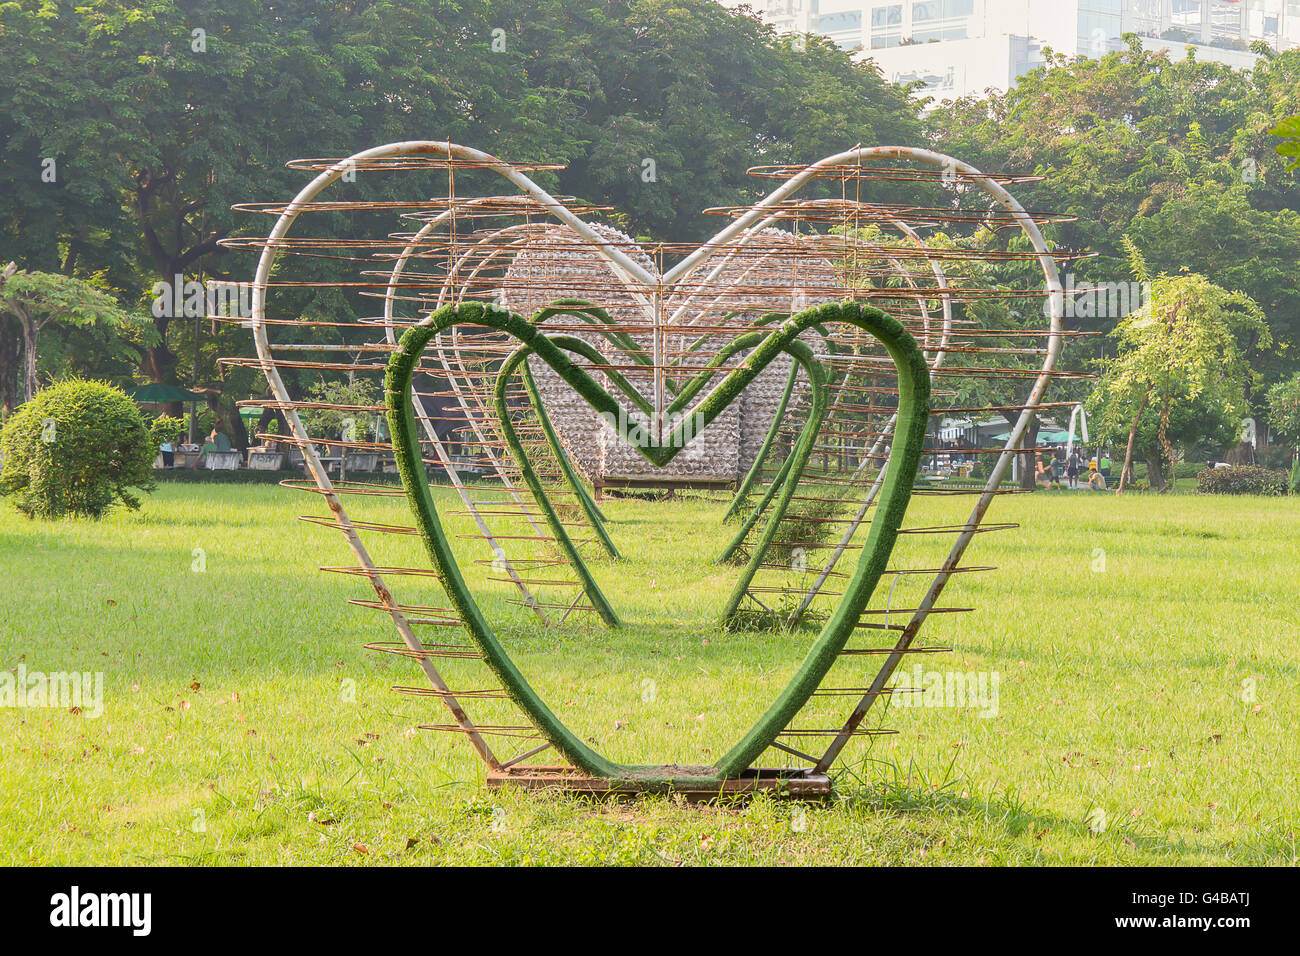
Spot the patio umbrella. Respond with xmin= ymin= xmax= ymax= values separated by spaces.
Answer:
xmin=125 ymin=383 xmax=207 ymax=444
xmin=989 ymin=428 xmax=1071 ymax=444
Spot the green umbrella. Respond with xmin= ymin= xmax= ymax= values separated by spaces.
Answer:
xmin=125 ymin=383 xmax=206 ymax=403
xmin=989 ymin=428 xmax=1071 ymax=444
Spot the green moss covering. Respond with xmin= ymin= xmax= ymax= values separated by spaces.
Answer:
xmin=385 ymin=300 xmax=929 ymax=785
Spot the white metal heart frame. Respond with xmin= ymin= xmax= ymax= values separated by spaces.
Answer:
xmin=224 ymin=141 xmax=1067 ymax=788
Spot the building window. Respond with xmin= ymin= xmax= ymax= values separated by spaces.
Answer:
xmin=1169 ymin=0 xmax=1203 ymax=30
xmin=1079 ymin=10 xmax=1123 ymax=55
xmin=913 ymin=0 xmax=974 ymax=22
xmin=871 ymin=4 xmax=903 ymax=27
xmin=894 ymin=65 xmax=957 ymax=93
xmin=871 ymin=3 xmax=904 ymax=48
xmin=815 ymin=11 xmax=862 ymax=33
xmin=815 ymin=9 xmax=863 ymax=49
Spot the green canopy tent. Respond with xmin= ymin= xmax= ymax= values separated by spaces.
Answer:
xmin=989 ymin=428 xmax=1071 ymax=445
xmin=124 ymin=383 xmax=207 ymax=443
xmin=239 ymin=405 xmax=265 ymax=444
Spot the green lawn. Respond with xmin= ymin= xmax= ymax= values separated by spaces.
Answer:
xmin=1 ymin=481 xmax=1296 ymax=865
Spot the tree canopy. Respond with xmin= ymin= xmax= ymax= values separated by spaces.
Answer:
xmin=0 ymin=265 xmax=152 ymax=413
xmin=1086 ymin=244 xmax=1269 ymax=492
xmin=0 ymin=0 xmax=922 ymax=433
xmin=932 ymin=39 xmax=1300 ymax=411
xmin=3 ymin=6 xmax=1300 ymax=461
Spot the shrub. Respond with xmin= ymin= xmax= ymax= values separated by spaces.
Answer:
xmin=298 ymin=379 xmax=381 ymax=440
xmin=149 ymin=414 xmax=185 ymax=447
xmin=1195 ymin=466 xmax=1286 ymax=497
xmin=0 ymin=379 xmax=156 ymax=518
xmin=1256 ymin=444 xmax=1295 ymax=471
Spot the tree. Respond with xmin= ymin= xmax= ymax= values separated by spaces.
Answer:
xmin=1267 ymin=372 xmax=1300 ymax=458
xmin=508 ymin=0 xmax=921 ymax=240
xmin=0 ymin=0 xmax=581 ymax=386
xmin=0 ymin=266 xmax=149 ymax=411
xmin=1271 ymin=114 xmax=1300 ymax=170
xmin=297 ymin=378 xmax=381 ymax=481
xmin=932 ymin=40 xmax=1300 ymax=399
xmin=1 ymin=0 xmax=924 ymax=437
xmin=1125 ymin=183 xmax=1300 ymax=384
xmin=1087 ymin=243 xmax=1269 ymax=493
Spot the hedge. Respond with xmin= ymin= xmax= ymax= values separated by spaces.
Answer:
xmin=1195 ymin=466 xmax=1287 ymax=496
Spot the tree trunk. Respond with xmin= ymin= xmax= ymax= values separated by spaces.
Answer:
xmin=1145 ymin=454 xmax=1167 ymax=493
xmin=213 ymin=399 xmax=248 ymax=453
xmin=1156 ymin=392 xmax=1177 ymax=493
xmin=0 ymin=315 xmax=20 ymax=417
xmin=1116 ymin=386 xmax=1151 ymax=494
xmin=1000 ymin=408 xmax=1040 ymax=492
xmin=141 ymin=328 xmax=179 ymax=385
xmin=18 ymin=314 xmax=39 ymax=403
xmin=1018 ymin=417 xmax=1040 ymax=492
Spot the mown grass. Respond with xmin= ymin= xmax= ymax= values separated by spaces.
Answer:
xmin=0 ymin=481 xmax=1296 ymax=865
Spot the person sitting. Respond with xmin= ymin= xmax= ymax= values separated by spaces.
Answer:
xmin=1088 ymin=469 xmax=1107 ymax=491
xmin=1035 ymin=457 xmax=1059 ymax=489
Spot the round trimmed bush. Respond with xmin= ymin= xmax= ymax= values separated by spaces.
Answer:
xmin=0 ymin=380 xmax=156 ymax=519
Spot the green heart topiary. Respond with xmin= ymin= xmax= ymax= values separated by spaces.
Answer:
xmin=386 ymin=298 xmax=930 ymax=787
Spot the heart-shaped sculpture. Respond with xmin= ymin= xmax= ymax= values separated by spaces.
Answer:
xmin=235 ymin=139 xmax=1065 ymax=790
xmin=499 ymin=222 xmax=844 ymax=489
xmin=386 ymin=299 xmax=930 ymax=784
xmin=423 ymin=240 xmax=901 ymax=630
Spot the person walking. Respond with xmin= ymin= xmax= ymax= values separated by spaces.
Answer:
xmin=1100 ymin=453 xmax=1112 ymax=482
xmin=1066 ymin=449 xmax=1083 ymax=489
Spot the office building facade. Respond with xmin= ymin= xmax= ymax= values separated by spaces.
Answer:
xmin=721 ymin=1 xmax=1300 ymax=99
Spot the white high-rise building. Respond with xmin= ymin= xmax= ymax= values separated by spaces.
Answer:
xmin=721 ymin=1 xmax=1300 ymax=100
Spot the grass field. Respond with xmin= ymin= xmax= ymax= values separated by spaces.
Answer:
xmin=1 ymin=480 xmax=1296 ymax=866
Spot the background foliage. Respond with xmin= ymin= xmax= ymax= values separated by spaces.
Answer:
xmin=2 ymin=5 xmax=1299 ymax=460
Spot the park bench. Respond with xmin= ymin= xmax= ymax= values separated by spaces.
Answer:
xmin=248 ymin=450 xmax=285 ymax=471
xmin=203 ymin=450 xmax=242 ymax=470
xmin=593 ymin=475 xmax=736 ymax=501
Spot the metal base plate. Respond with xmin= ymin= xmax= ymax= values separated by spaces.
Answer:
xmin=486 ymin=766 xmax=832 ymax=802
